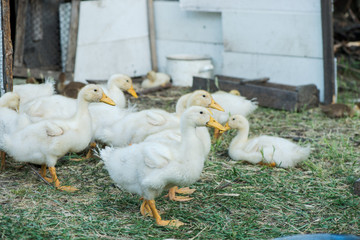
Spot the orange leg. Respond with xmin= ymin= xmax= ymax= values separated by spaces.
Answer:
xmin=258 ymin=161 xmax=276 ymax=167
xmin=85 ymin=142 xmax=97 ymax=159
xmin=48 ymin=166 xmax=79 ymax=192
xmin=1 ymin=151 xmax=6 ymax=170
xmin=140 ymin=199 xmax=153 ymax=217
xmin=213 ymin=128 xmax=221 ymax=140
xmin=146 ymin=199 xmax=184 ymax=228
xmin=165 ymin=186 xmax=195 ymax=201
xmin=39 ymin=164 xmax=54 ymax=183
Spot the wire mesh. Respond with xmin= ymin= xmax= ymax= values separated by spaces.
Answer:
xmin=22 ymin=0 xmax=71 ymax=71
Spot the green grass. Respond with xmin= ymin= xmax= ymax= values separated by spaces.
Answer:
xmin=1 ymin=82 xmax=360 ymax=239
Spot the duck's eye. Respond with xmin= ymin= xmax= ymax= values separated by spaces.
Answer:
xmin=232 ymin=118 xmax=235 ymax=120
xmin=200 ymin=111 xmax=203 ymax=114
xmin=126 ymin=80 xmax=129 ymax=82
xmin=94 ymin=89 xmax=98 ymax=92
xmin=202 ymin=95 xmax=206 ymax=97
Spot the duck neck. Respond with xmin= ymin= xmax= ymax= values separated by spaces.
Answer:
xmin=231 ymin=126 xmax=249 ymax=148
xmin=175 ymin=93 xmax=190 ymax=117
xmin=180 ymin=121 xmax=204 ymax=158
xmin=107 ymin=81 xmax=125 ymax=106
xmin=74 ymin=97 xmax=90 ymax=121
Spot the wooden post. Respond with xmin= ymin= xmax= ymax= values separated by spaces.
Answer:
xmin=147 ymin=0 xmax=158 ymax=72
xmin=2 ymin=0 xmax=13 ymax=92
xmin=65 ymin=0 xmax=80 ymax=74
xmin=13 ymin=0 xmax=27 ymax=68
xmin=321 ymin=0 xmax=335 ymax=105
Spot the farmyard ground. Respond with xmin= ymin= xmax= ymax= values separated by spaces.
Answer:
xmin=0 ymin=82 xmax=359 ymax=239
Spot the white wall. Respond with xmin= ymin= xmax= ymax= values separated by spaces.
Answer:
xmin=74 ymin=0 xmax=151 ymax=82
xmin=221 ymin=8 xmax=325 ymax=101
xmin=74 ymin=0 xmax=327 ymax=101
xmin=154 ymin=1 xmax=223 ymax=74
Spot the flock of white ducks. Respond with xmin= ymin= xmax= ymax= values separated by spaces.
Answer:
xmin=0 ymin=75 xmax=311 ymax=227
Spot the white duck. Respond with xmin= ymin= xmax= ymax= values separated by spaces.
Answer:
xmin=100 ymin=106 xmax=225 ymax=227
xmin=141 ymin=70 xmax=171 ymax=89
xmin=99 ymin=90 xmax=224 ymax=148
xmin=211 ymin=90 xmax=257 ymax=138
xmin=141 ymin=90 xmax=225 ymax=201
xmin=0 ymin=92 xmax=20 ymax=111
xmin=0 ymin=92 xmax=32 ymax=170
xmin=20 ymin=73 xmax=138 ymax=120
xmin=14 ymin=78 xmax=56 ymax=106
xmin=0 ymin=85 xmax=115 ymax=192
xmin=175 ymin=90 xmax=224 ymax=116
xmin=225 ymin=115 xmax=310 ymax=168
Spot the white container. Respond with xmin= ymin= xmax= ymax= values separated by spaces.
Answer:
xmin=166 ymin=54 xmax=214 ymax=87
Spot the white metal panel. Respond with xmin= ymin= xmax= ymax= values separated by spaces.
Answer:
xmin=75 ymin=0 xmax=151 ymax=81
xmin=222 ymin=11 xmax=323 ymax=58
xmin=223 ymin=52 xmax=325 ymax=101
xmin=156 ymin=39 xmax=224 ymax=75
xmin=77 ymin=0 xmax=149 ymax=45
xmin=154 ymin=1 xmax=222 ymax=44
xmin=180 ymin=0 xmax=321 ymax=13
xmin=74 ymin=37 xmax=151 ymax=82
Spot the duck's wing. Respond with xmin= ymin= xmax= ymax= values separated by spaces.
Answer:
xmin=145 ymin=111 xmax=167 ymax=126
xmin=143 ymin=143 xmax=172 ymax=169
xmin=45 ymin=122 xmax=64 ymax=137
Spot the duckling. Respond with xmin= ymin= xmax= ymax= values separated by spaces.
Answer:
xmin=99 ymin=90 xmax=223 ymax=149
xmin=0 ymin=108 xmax=32 ymax=170
xmin=0 ymin=92 xmax=31 ymax=170
xmin=175 ymin=90 xmax=224 ymax=116
xmin=110 ymin=90 xmax=225 ymax=202
xmin=211 ymin=89 xmax=258 ymax=139
xmin=0 ymin=85 xmax=115 ymax=192
xmin=20 ymin=73 xmax=138 ymax=120
xmin=100 ymin=106 xmax=225 ymax=227
xmin=225 ymin=115 xmax=310 ymax=168
xmin=320 ymin=103 xmax=360 ymax=118
xmin=141 ymin=70 xmax=171 ymax=89
xmin=57 ymin=72 xmax=86 ymax=99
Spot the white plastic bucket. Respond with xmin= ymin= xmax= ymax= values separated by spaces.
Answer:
xmin=166 ymin=54 xmax=214 ymax=87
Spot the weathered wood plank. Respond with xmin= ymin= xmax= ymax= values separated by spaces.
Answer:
xmin=321 ymin=0 xmax=335 ymax=105
xmin=192 ymin=75 xmax=319 ymax=111
xmin=147 ymin=0 xmax=158 ymax=71
xmin=13 ymin=0 xmax=27 ymax=68
xmin=65 ymin=0 xmax=80 ymax=73
xmin=2 ymin=0 xmax=13 ymax=92
xmin=222 ymin=51 xmax=325 ymax=102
